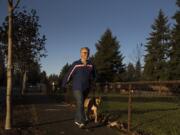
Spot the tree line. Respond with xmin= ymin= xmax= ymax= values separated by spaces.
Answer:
xmin=57 ymin=0 xmax=180 ymax=86
xmin=0 ymin=0 xmax=180 ymax=88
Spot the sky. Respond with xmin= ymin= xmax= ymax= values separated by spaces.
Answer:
xmin=0 ymin=0 xmax=177 ymax=76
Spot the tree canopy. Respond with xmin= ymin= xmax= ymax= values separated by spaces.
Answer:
xmin=0 ymin=8 xmax=47 ymax=75
xmin=169 ymin=0 xmax=180 ymax=79
xmin=143 ymin=9 xmax=171 ymax=81
xmin=94 ymin=29 xmax=125 ymax=82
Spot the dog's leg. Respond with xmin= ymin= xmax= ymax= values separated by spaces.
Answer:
xmin=85 ymin=106 xmax=91 ymax=122
xmin=85 ymin=109 xmax=89 ymax=122
xmin=92 ymin=106 xmax=98 ymax=123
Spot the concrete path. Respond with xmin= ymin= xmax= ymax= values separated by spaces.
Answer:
xmin=17 ymin=95 xmax=120 ymax=135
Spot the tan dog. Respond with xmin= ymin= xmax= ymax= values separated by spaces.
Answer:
xmin=84 ymin=97 xmax=101 ymax=123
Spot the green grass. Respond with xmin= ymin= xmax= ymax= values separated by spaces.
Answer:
xmin=100 ymin=94 xmax=180 ymax=135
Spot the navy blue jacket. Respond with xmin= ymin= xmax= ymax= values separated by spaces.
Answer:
xmin=62 ymin=59 xmax=96 ymax=91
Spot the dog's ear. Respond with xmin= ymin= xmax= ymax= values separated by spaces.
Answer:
xmin=97 ymin=96 xmax=102 ymax=101
xmin=95 ymin=97 xmax=101 ymax=106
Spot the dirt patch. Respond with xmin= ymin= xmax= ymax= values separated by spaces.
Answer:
xmin=0 ymin=104 xmax=44 ymax=135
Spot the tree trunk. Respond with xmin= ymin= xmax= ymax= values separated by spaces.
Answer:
xmin=5 ymin=2 xmax=13 ymax=130
xmin=21 ymin=70 xmax=27 ymax=95
xmin=5 ymin=0 xmax=20 ymax=130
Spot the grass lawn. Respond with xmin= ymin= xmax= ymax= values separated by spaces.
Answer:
xmin=100 ymin=94 xmax=180 ymax=135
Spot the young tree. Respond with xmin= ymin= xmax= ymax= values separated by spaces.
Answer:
xmin=5 ymin=0 xmax=20 ymax=130
xmin=132 ymin=43 xmax=143 ymax=81
xmin=94 ymin=29 xmax=125 ymax=82
xmin=169 ymin=0 xmax=180 ymax=80
xmin=0 ymin=8 xmax=47 ymax=94
xmin=143 ymin=9 xmax=171 ymax=81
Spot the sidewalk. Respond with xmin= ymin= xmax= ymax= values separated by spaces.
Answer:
xmin=15 ymin=95 xmax=120 ymax=135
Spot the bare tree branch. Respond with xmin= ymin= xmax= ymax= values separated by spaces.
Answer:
xmin=13 ymin=0 xmax=20 ymax=10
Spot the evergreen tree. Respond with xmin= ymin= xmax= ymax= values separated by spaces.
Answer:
xmin=125 ymin=63 xmax=136 ymax=81
xmin=27 ymin=62 xmax=41 ymax=85
xmin=40 ymin=71 xmax=48 ymax=84
xmin=94 ymin=29 xmax=125 ymax=82
xmin=58 ymin=63 xmax=71 ymax=86
xmin=143 ymin=9 xmax=171 ymax=81
xmin=169 ymin=0 xmax=180 ymax=79
xmin=135 ymin=59 xmax=142 ymax=81
xmin=48 ymin=74 xmax=59 ymax=86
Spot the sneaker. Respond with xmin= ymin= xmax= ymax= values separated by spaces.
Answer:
xmin=85 ymin=116 xmax=89 ymax=123
xmin=74 ymin=121 xmax=85 ymax=128
xmin=85 ymin=119 xmax=89 ymax=124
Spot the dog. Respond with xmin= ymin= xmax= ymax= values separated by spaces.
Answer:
xmin=84 ymin=97 xmax=101 ymax=123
